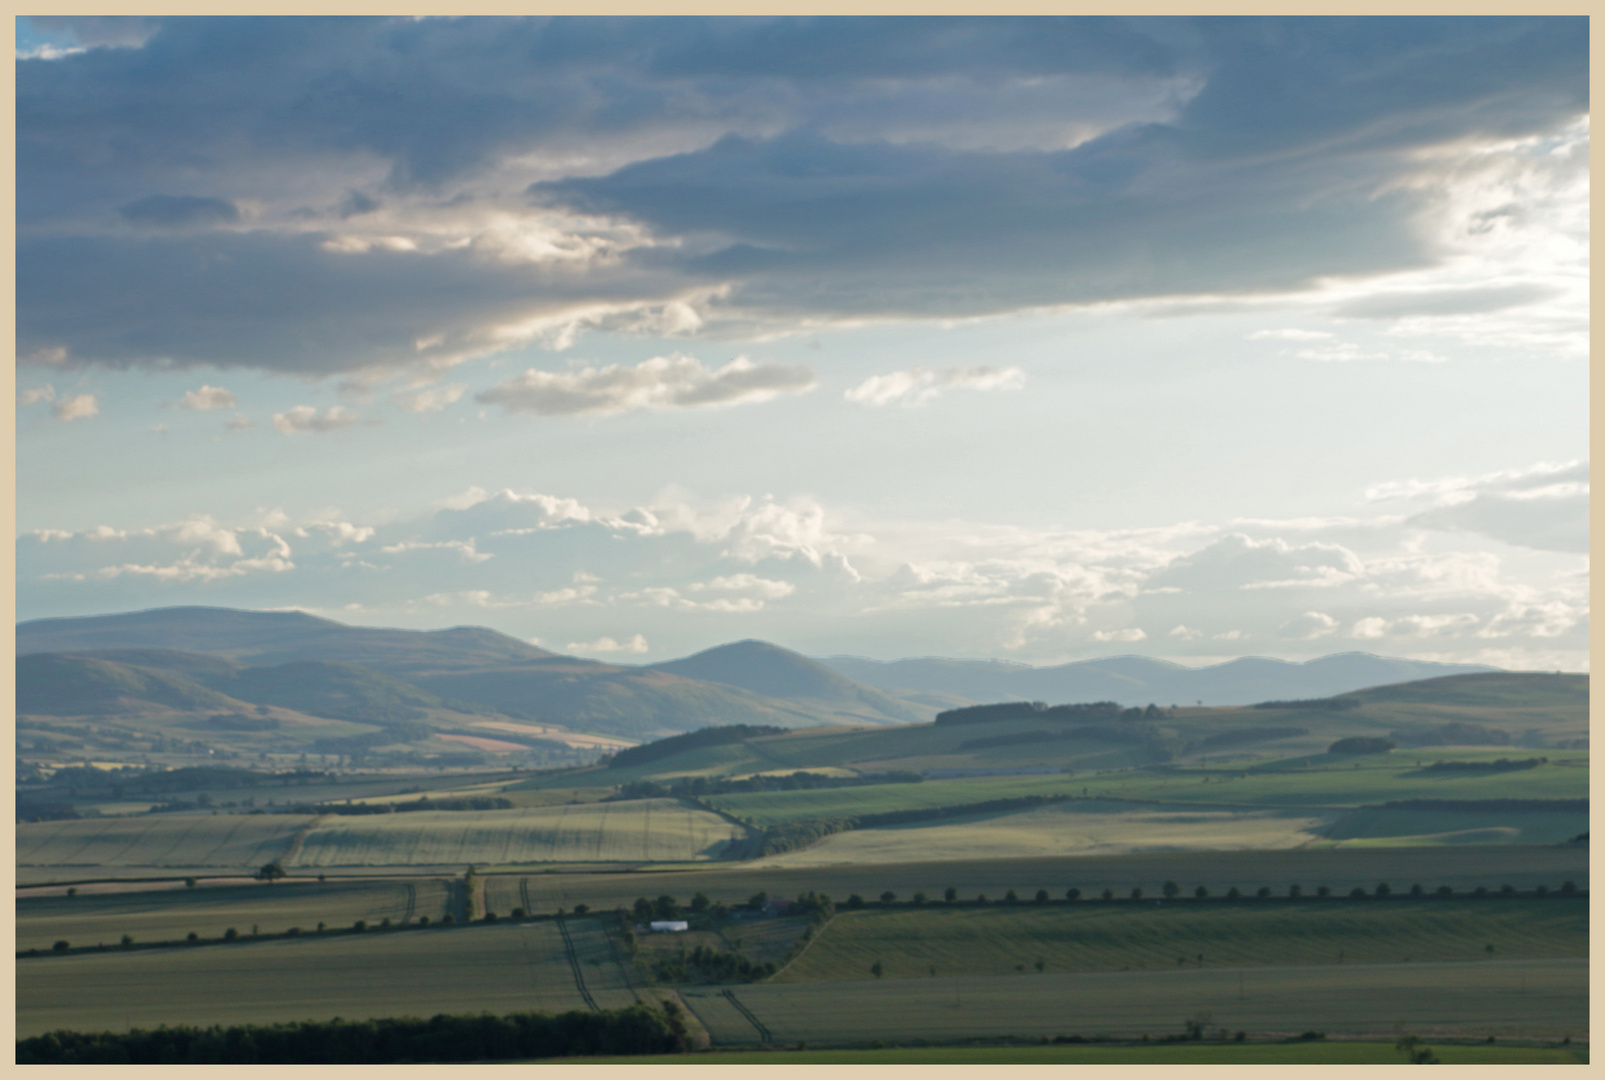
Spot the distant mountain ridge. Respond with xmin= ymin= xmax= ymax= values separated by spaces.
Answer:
xmin=16 ymin=607 xmax=1508 ymax=741
xmin=15 ymin=607 xmax=922 ymax=740
xmin=816 ymin=652 xmax=1501 ymax=708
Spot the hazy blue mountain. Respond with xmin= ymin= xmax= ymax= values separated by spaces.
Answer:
xmin=817 ymin=652 xmax=1499 ymax=708
xmin=646 ymin=640 xmax=925 ymax=724
xmin=15 ymin=608 xmax=915 ymax=742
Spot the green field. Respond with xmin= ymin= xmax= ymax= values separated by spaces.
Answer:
xmin=1322 ymin=806 xmax=1588 ymax=847
xmin=686 ymin=958 xmax=1586 ymax=1046
xmin=779 ymin=899 xmax=1586 ymax=982
xmin=285 ymin=799 xmax=747 ymax=867
xmin=17 ymin=813 xmax=313 ymax=871
xmin=16 ymin=878 xmax=455 ymax=952
xmin=552 ymin=1042 xmax=1589 ymax=1065
xmin=14 ymin=918 xmax=633 ymax=1038
xmin=703 ymin=751 xmax=1588 ymax=828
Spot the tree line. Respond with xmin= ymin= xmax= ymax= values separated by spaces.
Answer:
xmin=16 ymin=1003 xmax=689 ymax=1064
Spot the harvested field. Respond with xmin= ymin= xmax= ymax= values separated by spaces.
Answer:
xmin=756 ymin=801 xmax=1337 ymax=866
xmin=288 ymin=799 xmax=748 ymax=867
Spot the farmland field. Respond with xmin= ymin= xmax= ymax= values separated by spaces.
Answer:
xmin=14 ymin=918 xmax=631 ymax=1037
xmin=16 ymin=878 xmax=454 ymax=953
xmin=778 ymin=899 xmax=1587 ymax=982
xmin=702 ymin=751 xmax=1588 ymax=827
xmin=548 ymin=1042 xmax=1589 ymax=1065
xmin=686 ymin=958 xmax=1586 ymax=1046
xmin=287 ymin=799 xmax=749 ymax=867
xmin=16 ymin=813 xmax=313 ymax=872
xmin=500 ymin=845 xmax=1588 ymax=916
xmin=1320 ymin=806 xmax=1587 ymax=847
xmin=757 ymin=801 xmax=1338 ymax=866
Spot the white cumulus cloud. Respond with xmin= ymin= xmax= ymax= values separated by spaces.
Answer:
xmin=178 ymin=385 xmax=237 ymax=410
xmin=53 ymin=393 xmax=98 ymax=422
xmin=273 ymin=405 xmax=367 ymax=434
xmin=391 ymin=383 xmax=468 ymax=413
xmin=476 ymin=354 xmax=815 ymax=418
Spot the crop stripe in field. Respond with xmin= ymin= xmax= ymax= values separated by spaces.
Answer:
xmin=279 ymin=814 xmax=327 ymax=867
xmin=720 ymin=988 xmax=773 ymax=1044
xmin=556 ymin=917 xmax=600 ymax=1011
xmin=140 ymin=812 xmax=212 ymax=866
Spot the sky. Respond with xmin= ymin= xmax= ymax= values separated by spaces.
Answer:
xmin=14 ymin=16 xmax=1590 ymax=671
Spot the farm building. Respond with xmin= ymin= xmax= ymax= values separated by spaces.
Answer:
xmin=649 ymin=920 xmax=689 ymax=933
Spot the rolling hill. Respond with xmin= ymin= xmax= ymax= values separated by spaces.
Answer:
xmin=15 ymin=606 xmax=557 ymax=674
xmin=647 ymin=640 xmax=925 ymax=724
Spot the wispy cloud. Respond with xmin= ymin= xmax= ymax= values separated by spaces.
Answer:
xmin=845 ymin=365 xmax=1024 ymax=407
xmin=477 ymin=355 xmax=815 ymax=418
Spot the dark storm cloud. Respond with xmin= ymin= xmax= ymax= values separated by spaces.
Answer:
xmin=118 ymin=194 xmax=241 ymax=230
xmin=17 ymin=16 xmax=1588 ymax=375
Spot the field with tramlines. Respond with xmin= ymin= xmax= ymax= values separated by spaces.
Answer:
xmin=685 ymin=958 xmax=1586 ymax=1047
xmin=287 ymin=800 xmax=748 ymax=867
xmin=17 ymin=814 xmax=313 ymax=872
xmin=776 ymin=899 xmax=1587 ymax=982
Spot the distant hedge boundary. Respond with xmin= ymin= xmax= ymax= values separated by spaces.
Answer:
xmin=16 ymin=1004 xmax=689 ymax=1064
xmin=1377 ymin=798 xmax=1587 ymax=813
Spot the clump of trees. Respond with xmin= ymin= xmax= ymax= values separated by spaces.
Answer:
xmin=607 ymin=726 xmax=788 ymax=770
xmin=1327 ymin=737 xmax=1396 ymax=755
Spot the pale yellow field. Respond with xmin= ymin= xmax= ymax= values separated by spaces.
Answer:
xmin=288 ymin=799 xmax=749 ymax=867
xmin=755 ymin=801 xmax=1338 ymax=868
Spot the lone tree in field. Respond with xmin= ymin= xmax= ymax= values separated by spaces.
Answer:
xmin=690 ymin=892 xmax=710 ymax=913
xmin=1194 ymin=885 xmax=1209 ymax=899
xmin=945 ymin=887 xmax=958 ymax=903
xmin=871 ymin=960 xmax=884 ymax=978
xmin=1035 ymin=889 xmax=1049 ymax=904
xmin=1162 ymin=881 xmax=1180 ymax=899
xmin=256 ymin=861 xmax=286 ymax=885
xmin=880 ymin=891 xmax=897 ymax=904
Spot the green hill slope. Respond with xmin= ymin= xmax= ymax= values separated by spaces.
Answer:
xmin=411 ymin=660 xmax=863 ymax=742
xmin=17 ymin=654 xmax=251 ymax=716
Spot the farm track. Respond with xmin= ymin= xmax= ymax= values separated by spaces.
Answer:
xmin=603 ymin=925 xmax=644 ymax=1004
xmin=279 ymin=814 xmax=328 ymax=867
xmin=402 ymin=883 xmax=416 ymax=923
xmin=721 ymin=988 xmax=773 ymax=1043
xmin=519 ymin=878 xmax=533 ymax=915
xmin=556 ymin=917 xmax=600 ymax=1011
